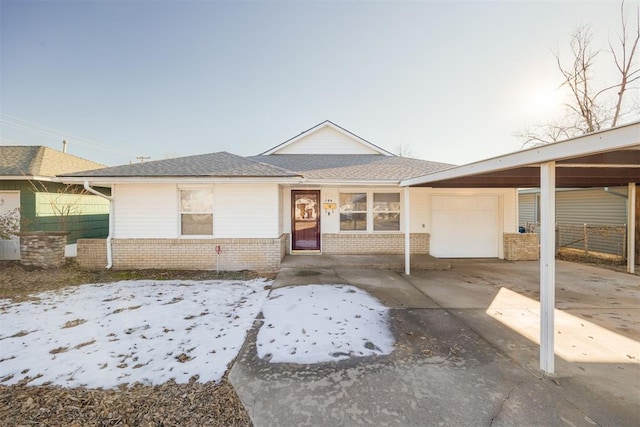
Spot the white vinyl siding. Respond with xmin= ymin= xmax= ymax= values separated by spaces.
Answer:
xmin=518 ymin=193 xmax=537 ymax=227
xmin=114 ymin=183 xmax=280 ymax=239
xmin=113 ymin=184 xmax=178 ymax=238
xmin=214 ymin=184 xmax=280 ymax=238
xmin=409 ymin=188 xmax=429 ymax=233
xmin=278 ymin=186 xmax=284 ymax=236
xmin=519 ymin=188 xmax=628 ymax=227
xmin=273 ymin=127 xmax=380 ymax=155
xmin=556 ymin=188 xmax=627 ymax=226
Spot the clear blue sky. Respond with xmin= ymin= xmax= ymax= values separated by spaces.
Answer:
xmin=1 ymin=0 xmax=636 ymax=166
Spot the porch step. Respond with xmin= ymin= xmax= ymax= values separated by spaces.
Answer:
xmin=280 ymin=254 xmax=451 ymax=270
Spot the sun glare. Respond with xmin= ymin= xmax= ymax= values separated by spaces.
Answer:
xmin=486 ymin=287 xmax=640 ymax=364
xmin=528 ymin=87 xmax=565 ymax=116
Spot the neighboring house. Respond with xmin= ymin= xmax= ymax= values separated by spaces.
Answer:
xmin=60 ymin=121 xmax=519 ymax=271
xmin=0 ymin=146 xmax=110 ymax=260
xmin=519 ymin=187 xmax=629 ymax=256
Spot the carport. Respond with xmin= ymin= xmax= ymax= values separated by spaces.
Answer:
xmin=401 ymin=121 xmax=640 ymax=374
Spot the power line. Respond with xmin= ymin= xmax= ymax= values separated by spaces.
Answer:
xmin=0 ymin=113 xmax=138 ymax=158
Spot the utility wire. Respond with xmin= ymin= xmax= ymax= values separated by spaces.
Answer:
xmin=0 ymin=113 xmax=138 ymax=158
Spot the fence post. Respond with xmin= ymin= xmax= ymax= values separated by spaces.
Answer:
xmin=623 ymin=224 xmax=627 ymax=261
xmin=583 ymin=223 xmax=588 ymax=255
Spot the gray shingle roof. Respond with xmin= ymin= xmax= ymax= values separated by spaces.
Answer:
xmin=61 ymin=151 xmax=301 ymax=178
xmin=249 ymin=155 xmax=454 ymax=181
xmin=0 ymin=146 xmax=105 ymax=177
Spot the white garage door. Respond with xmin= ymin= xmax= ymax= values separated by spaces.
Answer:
xmin=0 ymin=191 xmax=20 ymax=260
xmin=430 ymin=195 xmax=499 ymax=258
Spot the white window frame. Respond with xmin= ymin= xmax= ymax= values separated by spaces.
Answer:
xmin=178 ymin=186 xmax=214 ymax=237
xmin=338 ymin=190 xmax=402 ymax=233
xmin=373 ymin=192 xmax=401 ymax=231
xmin=339 ymin=192 xmax=368 ymax=232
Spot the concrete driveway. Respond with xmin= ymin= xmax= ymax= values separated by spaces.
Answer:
xmin=230 ymin=259 xmax=639 ymax=426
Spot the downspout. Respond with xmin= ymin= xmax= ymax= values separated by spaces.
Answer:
xmin=404 ymin=186 xmax=411 ymax=275
xmin=84 ymin=181 xmax=113 ymax=269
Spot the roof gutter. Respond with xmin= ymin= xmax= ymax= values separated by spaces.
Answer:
xmin=84 ymin=181 xmax=114 ymax=269
xmin=2 ymin=175 xmax=56 ymax=182
xmin=61 ymin=176 xmax=303 ymax=185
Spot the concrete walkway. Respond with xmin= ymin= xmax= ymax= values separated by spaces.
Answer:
xmin=230 ymin=260 xmax=640 ymax=426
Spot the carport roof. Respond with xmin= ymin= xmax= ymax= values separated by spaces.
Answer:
xmin=401 ymin=121 xmax=640 ymax=188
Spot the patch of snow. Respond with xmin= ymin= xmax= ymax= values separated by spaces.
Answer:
xmin=0 ymin=279 xmax=269 ymax=389
xmin=256 ymin=284 xmax=395 ymax=364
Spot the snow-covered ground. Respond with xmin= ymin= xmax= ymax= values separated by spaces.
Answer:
xmin=0 ymin=279 xmax=269 ymax=389
xmin=1 ymin=280 xmax=395 ymax=389
xmin=257 ymin=285 xmax=395 ymax=363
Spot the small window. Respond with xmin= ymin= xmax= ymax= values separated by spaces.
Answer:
xmin=180 ymin=189 xmax=213 ymax=235
xmin=340 ymin=193 xmax=367 ymax=231
xmin=373 ymin=193 xmax=400 ymax=231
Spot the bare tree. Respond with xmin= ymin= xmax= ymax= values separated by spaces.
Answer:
xmin=610 ymin=1 xmax=640 ymax=126
xmin=27 ymin=180 xmax=90 ymax=233
xmin=394 ymin=142 xmax=415 ymax=158
xmin=518 ymin=1 xmax=639 ymax=146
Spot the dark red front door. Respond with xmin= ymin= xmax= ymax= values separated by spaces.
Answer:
xmin=291 ymin=190 xmax=320 ymax=251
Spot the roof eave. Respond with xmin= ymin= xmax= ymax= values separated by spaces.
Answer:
xmin=0 ymin=175 xmax=55 ymax=182
xmin=300 ymin=179 xmax=401 ymax=186
xmin=58 ymin=176 xmax=305 ymax=185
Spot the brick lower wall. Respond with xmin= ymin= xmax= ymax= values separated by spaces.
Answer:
xmin=77 ymin=238 xmax=108 ymax=269
xmin=77 ymin=236 xmax=286 ymax=272
xmin=321 ymin=233 xmax=430 ymax=254
xmin=504 ymin=233 xmax=539 ymax=260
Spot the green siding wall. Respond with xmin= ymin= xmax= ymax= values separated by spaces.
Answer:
xmin=0 ymin=180 xmax=110 ymax=243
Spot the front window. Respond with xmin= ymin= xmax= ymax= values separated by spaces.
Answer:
xmin=339 ymin=191 xmax=401 ymax=232
xmin=180 ymin=188 xmax=213 ymax=235
xmin=340 ymin=193 xmax=367 ymax=231
xmin=373 ymin=193 xmax=400 ymax=231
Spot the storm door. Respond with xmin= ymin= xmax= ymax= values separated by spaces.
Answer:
xmin=291 ymin=190 xmax=321 ymax=251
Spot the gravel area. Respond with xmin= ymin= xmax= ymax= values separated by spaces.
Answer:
xmin=0 ymin=261 xmax=263 ymax=426
xmin=556 ymin=248 xmax=635 ymax=274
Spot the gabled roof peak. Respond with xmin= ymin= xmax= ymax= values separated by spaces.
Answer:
xmin=260 ymin=120 xmax=395 ymax=156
